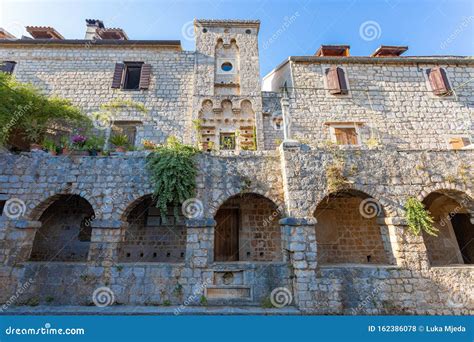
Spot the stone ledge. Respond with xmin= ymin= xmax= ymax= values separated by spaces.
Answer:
xmin=90 ymin=220 xmax=128 ymax=229
xmin=279 ymin=217 xmax=317 ymax=226
xmin=13 ymin=220 xmax=42 ymax=229
xmin=186 ymin=218 xmax=216 ymax=228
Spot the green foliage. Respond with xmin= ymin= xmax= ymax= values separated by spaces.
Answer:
xmin=261 ymin=297 xmax=276 ymax=309
xmin=100 ymin=99 xmax=147 ymax=113
xmin=110 ymin=134 xmax=129 ymax=147
xmin=404 ymin=197 xmax=438 ymax=236
xmin=146 ymin=137 xmax=199 ymax=220
xmin=0 ymin=73 xmax=90 ymax=146
xmin=163 ymin=300 xmax=171 ymax=307
xmin=199 ymin=295 xmax=208 ymax=306
xmin=84 ymin=135 xmax=105 ymax=152
xmin=326 ymin=160 xmax=350 ymax=193
xmin=42 ymin=137 xmax=57 ymax=153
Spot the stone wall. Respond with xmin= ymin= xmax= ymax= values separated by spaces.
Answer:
xmin=0 ymin=147 xmax=472 ymax=313
xmin=315 ymin=195 xmax=389 ymax=265
xmin=0 ymin=45 xmax=195 ymax=145
xmin=276 ymin=60 xmax=474 ymax=150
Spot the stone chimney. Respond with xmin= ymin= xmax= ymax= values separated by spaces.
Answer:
xmin=85 ymin=19 xmax=104 ymax=39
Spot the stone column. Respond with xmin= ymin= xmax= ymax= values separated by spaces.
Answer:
xmin=280 ymin=217 xmax=317 ymax=311
xmin=185 ymin=218 xmax=215 ymax=269
xmin=0 ymin=218 xmax=41 ymax=266
xmin=88 ymin=219 xmax=128 ymax=266
xmin=377 ymin=217 xmax=430 ymax=271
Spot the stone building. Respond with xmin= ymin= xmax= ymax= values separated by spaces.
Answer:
xmin=0 ymin=19 xmax=473 ymax=314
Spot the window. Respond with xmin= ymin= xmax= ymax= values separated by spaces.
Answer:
xmin=123 ymin=62 xmax=142 ymax=90
xmin=220 ymin=133 xmax=236 ymax=150
xmin=427 ymin=67 xmax=452 ymax=96
xmin=221 ymin=62 xmax=233 ymax=72
xmin=329 ymin=124 xmax=360 ymax=146
xmin=111 ymin=121 xmax=140 ymax=147
xmin=447 ymin=136 xmax=471 ymax=150
xmin=0 ymin=61 xmax=16 ymax=74
xmin=111 ymin=62 xmax=151 ymax=90
xmin=325 ymin=66 xmax=348 ymax=95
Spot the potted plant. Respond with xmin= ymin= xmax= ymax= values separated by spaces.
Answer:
xmin=24 ymin=120 xmax=46 ymax=151
xmin=42 ymin=138 xmax=58 ymax=156
xmin=142 ymin=139 xmax=156 ymax=150
xmin=71 ymin=134 xmax=88 ymax=155
xmin=110 ymin=134 xmax=129 ymax=153
xmin=59 ymin=136 xmax=71 ymax=155
xmin=84 ymin=135 xmax=105 ymax=156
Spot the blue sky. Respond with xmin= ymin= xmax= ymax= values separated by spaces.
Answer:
xmin=1 ymin=0 xmax=473 ymax=76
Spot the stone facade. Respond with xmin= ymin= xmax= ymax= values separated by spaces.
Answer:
xmin=0 ymin=19 xmax=473 ymax=314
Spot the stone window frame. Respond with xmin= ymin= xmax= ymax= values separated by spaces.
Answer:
xmin=445 ymin=135 xmax=472 ymax=150
xmin=328 ymin=123 xmax=361 ymax=146
xmin=422 ymin=66 xmax=455 ymax=99
xmin=321 ymin=64 xmax=352 ymax=99
xmin=216 ymin=58 xmax=238 ymax=75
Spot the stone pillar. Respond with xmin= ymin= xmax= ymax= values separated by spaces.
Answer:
xmin=185 ymin=218 xmax=215 ymax=268
xmin=88 ymin=219 xmax=127 ymax=266
xmin=280 ymin=217 xmax=317 ymax=311
xmin=0 ymin=218 xmax=41 ymax=266
xmin=377 ymin=217 xmax=430 ymax=271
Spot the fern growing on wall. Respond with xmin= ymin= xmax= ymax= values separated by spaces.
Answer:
xmin=146 ymin=137 xmax=199 ymax=220
xmin=404 ymin=197 xmax=438 ymax=236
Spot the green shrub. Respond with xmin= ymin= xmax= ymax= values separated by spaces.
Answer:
xmin=404 ymin=197 xmax=437 ymax=236
xmin=146 ymin=137 xmax=199 ymax=220
xmin=0 ymin=73 xmax=90 ymax=147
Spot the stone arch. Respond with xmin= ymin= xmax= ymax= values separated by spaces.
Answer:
xmin=213 ymin=192 xmax=283 ymax=262
xmin=313 ymin=189 xmax=392 ymax=265
xmin=26 ymin=190 xmax=100 ymax=221
xmin=118 ymin=191 xmax=153 ymax=222
xmin=418 ymin=188 xmax=474 ymax=266
xmin=308 ymin=184 xmax=398 ymax=219
xmin=209 ymin=188 xmax=284 ymax=218
xmin=118 ymin=194 xmax=186 ymax=263
xmin=30 ymin=194 xmax=95 ymax=262
xmin=416 ymin=184 xmax=474 ymax=213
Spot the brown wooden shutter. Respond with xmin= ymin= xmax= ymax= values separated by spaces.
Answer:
xmin=336 ymin=67 xmax=348 ymax=95
xmin=111 ymin=63 xmax=124 ymax=89
xmin=326 ymin=67 xmax=340 ymax=94
xmin=326 ymin=66 xmax=348 ymax=95
xmin=139 ymin=64 xmax=152 ymax=90
xmin=334 ymin=127 xmax=358 ymax=145
xmin=428 ymin=67 xmax=451 ymax=95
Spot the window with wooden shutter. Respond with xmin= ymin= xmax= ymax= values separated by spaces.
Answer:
xmin=428 ymin=67 xmax=452 ymax=96
xmin=0 ymin=61 xmax=16 ymax=74
xmin=326 ymin=66 xmax=348 ymax=95
xmin=334 ymin=127 xmax=358 ymax=145
xmin=139 ymin=64 xmax=152 ymax=89
xmin=111 ymin=63 xmax=124 ymax=89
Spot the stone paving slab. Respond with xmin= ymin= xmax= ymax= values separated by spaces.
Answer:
xmin=1 ymin=305 xmax=302 ymax=316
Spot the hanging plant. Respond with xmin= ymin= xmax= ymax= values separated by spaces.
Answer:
xmin=146 ymin=136 xmax=199 ymax=220
xmin=404 ymin=197 xmax=438 ymax=236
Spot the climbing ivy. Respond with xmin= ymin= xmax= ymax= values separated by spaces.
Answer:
xmin=404 ymin=197 xmax=438 ymax=236
xmin=146 ymin=137 xmax=199 ymax=220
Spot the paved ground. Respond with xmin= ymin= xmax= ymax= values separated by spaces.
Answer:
xmin=1 ymin=305 xmax=302 ymax=315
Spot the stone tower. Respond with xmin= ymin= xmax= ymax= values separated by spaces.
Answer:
xmin=192 ymin=19 xmax=263 ymax=151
